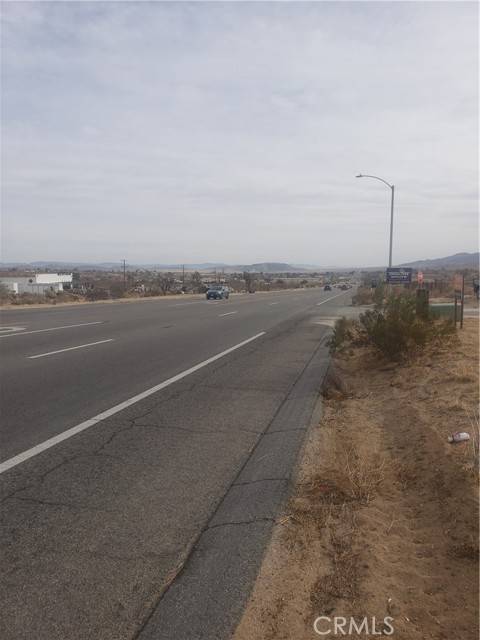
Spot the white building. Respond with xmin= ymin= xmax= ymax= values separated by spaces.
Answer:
xmin=0 ymin=273 xmax=73 ymax=295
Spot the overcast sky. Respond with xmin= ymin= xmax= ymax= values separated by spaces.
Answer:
xmin=1 ymin=1 xmax=478 ymax=267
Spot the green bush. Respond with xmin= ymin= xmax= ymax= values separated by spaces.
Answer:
xmin=330 ymin=292 xmax=456 ymax=360
xmin=359 ymin=295 xmax=428 ymax=358
xmin=352 ymin=287 xmax=374 ymax=306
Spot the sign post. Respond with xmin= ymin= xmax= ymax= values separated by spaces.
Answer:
xmin=460 ymin=274 xmax=465 ymax=329
xmin=454 ymin=273 xmax=465 ymax=329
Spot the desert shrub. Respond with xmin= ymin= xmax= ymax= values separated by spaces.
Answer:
xmin=45 ymin=289 xmax=57 ymax=303
xmin=85 ymin=288 xmax=110 ymax=301
xmin=359 ymin=292 xmax=451 ymax=359
xmin=56 ymin=291 xmax=81 ymax=303
xmin=109 ymin=281 xmax=127 ymax=298
xmin=11 ymin=292 xmax=46 ymax=305
xmin=359 ymin=294 xmax=425 ymax=358
xmin=0 ymin=283 xmax=11 ymax=303
xmin=352 ymin=287 xmax=374 ymax=306
xmin=373 ymin=281 xmax=386 ymax=308
xmin=330 ymin=292 xmax=456 ymax=360
xmin=329 ymin=317 xmax=357 ymax=353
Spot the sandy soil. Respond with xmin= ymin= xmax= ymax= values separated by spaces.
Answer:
xmin=234 ymin=318 xmax=479 ymax=640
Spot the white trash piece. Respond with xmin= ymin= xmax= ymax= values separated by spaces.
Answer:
xmin=447 ymin=432 xmax=470 ymax=444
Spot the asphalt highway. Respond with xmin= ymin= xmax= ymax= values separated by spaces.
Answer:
xmin=0 ymin=287 xmax=353 ymax=640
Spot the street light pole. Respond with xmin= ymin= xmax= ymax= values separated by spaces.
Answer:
xmin=388 ymin=184 xmax=395 ymax=269
xmin=356 ymin=173 xmax=395 ymax=268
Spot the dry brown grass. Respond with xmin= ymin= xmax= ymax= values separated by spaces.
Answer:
xmin=342 ymin=447 xmax=386 ymax=503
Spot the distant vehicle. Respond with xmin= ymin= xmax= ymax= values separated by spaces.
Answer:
xmin=324 ymin=284 xmax=332 ymax=291
xmin=206 ymin=285 xmax=230 ymax=300
xmin=340 ymin=284 xmax=349 ymax=290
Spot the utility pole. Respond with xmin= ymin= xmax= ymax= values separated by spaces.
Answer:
xmin=122 ymin=259 xmax=126 ymax=292
xmin=182 ymin=264 xmax=185 ymax=289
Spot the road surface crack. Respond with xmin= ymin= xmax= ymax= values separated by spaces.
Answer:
xmin=12 ymin=495 xmax=115 ymax=512
xmin=233 ymin=477 xmax=289 ymax=487
xmin=206 ymin=517 xmax=276 ymax=531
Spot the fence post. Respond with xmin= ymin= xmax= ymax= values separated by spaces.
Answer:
xmin=460 ymin=274 xmax=465 ymax=329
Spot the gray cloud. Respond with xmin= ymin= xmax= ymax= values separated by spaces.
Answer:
xmin=1 ymin=1 xmax=478 ymax=266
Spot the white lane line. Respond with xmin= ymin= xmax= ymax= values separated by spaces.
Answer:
xmin=219 ymin=311 xmax=238 ymax=317
xmin=269 ymin=302 xmax=280 ymax=306
xmin=0 ymin=331 xmax=266 ymax=474
xmin=0 ymin=321 xmax=104 ymax=339
xmin=0 ymin=326 xmax=26 ymax=334
xmin=28 ymin=339 xmax=114 ymax=359
xmin=317 ymin=292 xmax=348 ymax=306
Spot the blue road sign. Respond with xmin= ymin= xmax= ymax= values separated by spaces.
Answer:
xmin=386 ymin=267 xmax=412 ymax=284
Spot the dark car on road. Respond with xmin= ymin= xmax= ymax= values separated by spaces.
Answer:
xmin=206 ymin=285 xmax=230 ymax=300
xmin=324 ymin=284 xmax=332 ymax=291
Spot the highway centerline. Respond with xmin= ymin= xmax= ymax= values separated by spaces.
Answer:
xmin=28 ymin=339 xmax=114 ymax=359
xmin=219 ymin=311 xmax=238 ymax=317
xmin=1 ymin=331 xmax=266 ymax=473
xmin=0 ymin=321 xmax=105 ymax=338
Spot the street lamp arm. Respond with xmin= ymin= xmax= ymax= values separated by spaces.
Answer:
xmin=356 ymin=173 xmax=393 ymax=189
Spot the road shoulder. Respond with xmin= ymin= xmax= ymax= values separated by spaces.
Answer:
xmin=233 ymin=318 xmax=479 ymax=640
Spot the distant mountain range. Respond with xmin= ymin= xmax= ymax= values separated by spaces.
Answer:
xmin=1 ymin=253 xmax=478 ymax=273
xmin=0 ymin=261 xmax=228 ymax=272
xmin=399 ymin=252 xmax=479 ymax=270
xmin=223 ymin=262 xmax=309 ymax=273
xmin=0 ymin=260 xmax=315 ymax=274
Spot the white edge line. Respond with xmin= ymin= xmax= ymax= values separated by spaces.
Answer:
xmin=317 ymin=291 xmax=349 ymax=306
xmin=0 ymin=331 xmax=266 ymax=474
xmin=0 ymin=321 xmax=104 ymax=338
xmin=28 ymin=339 xmax=114 ymax=359
xmin=219 ymin=311 xmax=238 ymax=317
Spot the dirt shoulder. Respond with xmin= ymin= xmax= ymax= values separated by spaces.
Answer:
xmin=234 ymin=318 xmax=479 ymax=640
xmin=0 ymin=293 xmax=204 ymax=310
